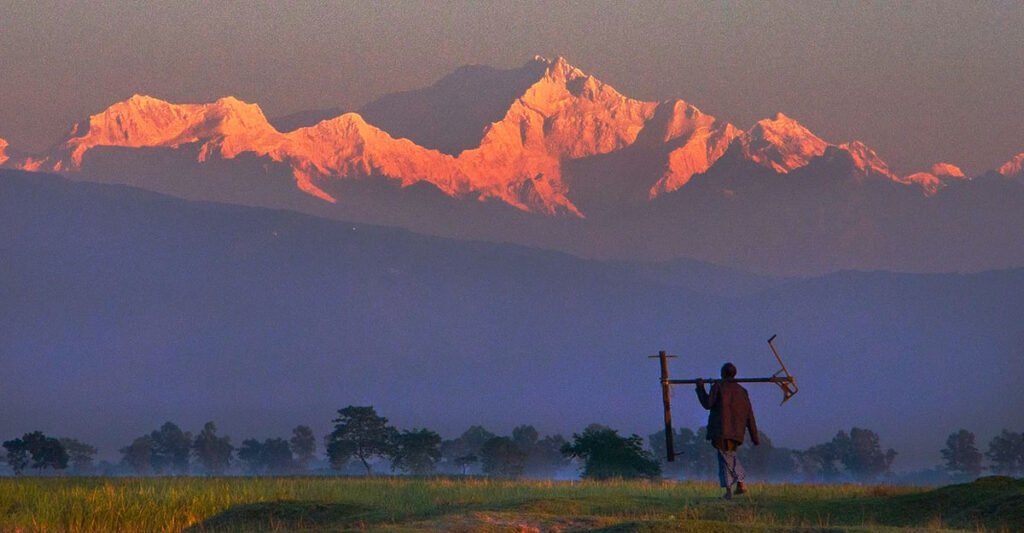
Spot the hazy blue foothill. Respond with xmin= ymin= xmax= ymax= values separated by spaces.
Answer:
xmin=1 ymin=170 xmax=1021 ymax=470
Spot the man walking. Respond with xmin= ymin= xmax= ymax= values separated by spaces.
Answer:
xmin=696 ymin=362 xmax=760 ymax=499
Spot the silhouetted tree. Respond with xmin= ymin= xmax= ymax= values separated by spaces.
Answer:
xmin=528 ymin=434 xmax=570 ymax=477
xmin=562 ymin=424 xmax=660 ymax=480
xmin=796 ymin=438 xmax=844 ymax=482
xmin=738 ymin=431 xmax=799 ymax=481
xmin=649 ymin=426 xmax=716 ymax=480
xmin=290 ymin=425 xmax=317 ymax=472
xmin=2 ymin=438 xmax=29 ymax=475
xmin=237 ymin=439 xmax=265 ymax=474
xmin=120 ymin=435 xmax=155 ymax=475
xmin=59 ymin=438 xmax=98 ymax=474
xmin=804 ymin=428 xmax=895 ymax=482
xmin=480 ymin=437 xmax=527 ymax=478
xmin=325 ymin=406 xmax=397 ymax=474
xmin=453 ymin=454 xmax=478 ymax=475
xmin=391 ymin=428 xmax=443 ymax=475
xmin=986 ymin=429 xmax=1024 ymax=476
xmin=21 ymin=431 xmax=68 ymax=472
xmin=237 ymin=438 xmax=294 ymax=474
xmin=192 ymin=422 xmax=233 ymax=475
xmin=261 ymin=438 xmax=295 ymax=474
xmin=508 ymin=425 xmax=568 ymax=477
xmin=512 ymin=425 xmax=539 ymax=451
xmin=150 ymin=422 xmax=192 ymax=474
xmin=941 ymin=429 xmax=983 ymax=480
xmin=441 ymin=425 xmax=495 ymax=474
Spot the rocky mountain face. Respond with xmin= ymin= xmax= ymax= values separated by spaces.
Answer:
xmin=2 ymin=56 xmax=1022 ymax=274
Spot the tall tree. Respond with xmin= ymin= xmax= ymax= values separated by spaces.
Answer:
xmin=441 ymin=425 xmax=495 ymax=474
xmin=986 ymin=429 xmax=1024 ymax=476
xmin=738 ymin=431 xmax=799 ymax=482
xmin=237 ymin=439 xmax=265 ymax=474
xmin=480 ymin=437 xmax=527 ymax=478
xmin=527 ymin=434 xmax=569 ymax=477
xmin=236 ymin=438 xmax=294 ymax=474
xmin=797 ymin=441 xmax=843 ymax=482
xmin=22 ymin=431 xmax=68 ymax=472
xmin=512 ymin=425 xmax=539 ymax=452
xmin=325 ymin=406 xmax=397 ymax=475
xmin=391 ymin=428 xmax=443 ymax=475
xmin=941 ymin=429 xmax=984 ymax=480
xmin=59 ymin=438 xmax=98 ymax=474
xmin=2 ymin=438 xmax=29 ymax=475
xmin=561 ymin=424 xmax=660 ymax=480
xmin=120 ymin=435 xmax=155 ymax=475
xmin=192 ymin=422 xmax=234 ymax=475
xmin=290 ymin=425 xmax=317 ymax=472
xmin=261 ymin=438 xmax=295 ymax=474
xmin=649 ymin=427 xmax=716 ymax=480
xmin=150 ymin=422 xmax=193 ymax=475
xmin=809 ymin=428 xmax=896 ymax=482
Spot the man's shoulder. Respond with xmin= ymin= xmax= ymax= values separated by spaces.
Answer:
xmin=723 ymin=381 xmax=751 ymax=396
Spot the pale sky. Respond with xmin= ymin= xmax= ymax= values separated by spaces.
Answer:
xmin=1 ymin=0 xmax=1022 ymax=176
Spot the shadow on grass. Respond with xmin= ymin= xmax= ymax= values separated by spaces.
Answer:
xmin=184 ymin=501 xmax=371 ymax=532
xmin=182 ymin=477 xmax=1023 ymax=532
xmin=872 ymin=476 xmax=1024 ymax=530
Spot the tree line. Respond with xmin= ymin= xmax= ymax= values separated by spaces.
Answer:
xmin=4 ymin=409 xmax=1022 ymax=482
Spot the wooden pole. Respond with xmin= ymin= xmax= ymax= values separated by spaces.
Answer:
xmin=658 ymin=351 xmax=675 ymax=462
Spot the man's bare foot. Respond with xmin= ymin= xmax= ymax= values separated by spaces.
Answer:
xmin=735 ymin=482 xmax=747 ymax=495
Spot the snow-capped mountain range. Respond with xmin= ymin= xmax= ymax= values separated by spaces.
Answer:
xmin=5 ymin=56 xmax=1021 ymax=217
xmin=3 ymin=56 xmax=1023 ymax=275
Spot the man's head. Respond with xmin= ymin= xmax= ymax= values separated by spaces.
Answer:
xmin=721 ymin=362 xmax=737 ymax=379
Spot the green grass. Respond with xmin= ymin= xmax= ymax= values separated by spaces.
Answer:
xmin=0 ymin=476 xmax=1020 ymax=532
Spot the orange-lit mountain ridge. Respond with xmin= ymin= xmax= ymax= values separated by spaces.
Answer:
xmin=2 ymin=56 xmax=1003 ymax=216
xmin=997 ymin=152 xmax=1024 ymax=179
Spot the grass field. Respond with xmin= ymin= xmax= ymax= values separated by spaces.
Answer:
xmin=0 ymin=476 xmax=1021 ymax=532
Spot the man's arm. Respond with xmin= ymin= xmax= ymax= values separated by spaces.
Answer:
xmin=696 ymin=380 xmax=718 ymax=410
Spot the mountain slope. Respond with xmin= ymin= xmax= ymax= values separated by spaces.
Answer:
xmin=997 ymin=152 xmax=1024 ymax=180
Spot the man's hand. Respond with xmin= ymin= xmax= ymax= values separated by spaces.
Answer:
xmin=695 ymin=378 xmax=705 ymax=390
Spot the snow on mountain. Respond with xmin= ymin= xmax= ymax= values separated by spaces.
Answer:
xmin=11 ymin=94 xmax=468 ymax=204
xmin=54 ymin=95 xmax=281 ymax=169
xmin=272 ymin=113 xmax=467 ymax=203
xmin=644 ymin=100 xmax=741 ymax=196
xmin=898 ymin=163 xmax=967 ymax=196
xmin=455 ymin=56 xmax=660 ymax=214
xmin=838 ymin=141 xmax=897 ymax=180
xmin=735 ymin=113 xmax=829 ymax=174
xmin=3 ymin=55 xmax=997 ymax=214
xmin=997 ymin=152 xmax=1024 ymax=179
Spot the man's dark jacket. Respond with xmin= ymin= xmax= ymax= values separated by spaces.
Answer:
xmin=696 ymin=381 xmax=760 ymax=446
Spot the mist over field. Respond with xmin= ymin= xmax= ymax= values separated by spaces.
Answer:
xmin=2 ymin=170 xmax=1021 ymax=471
